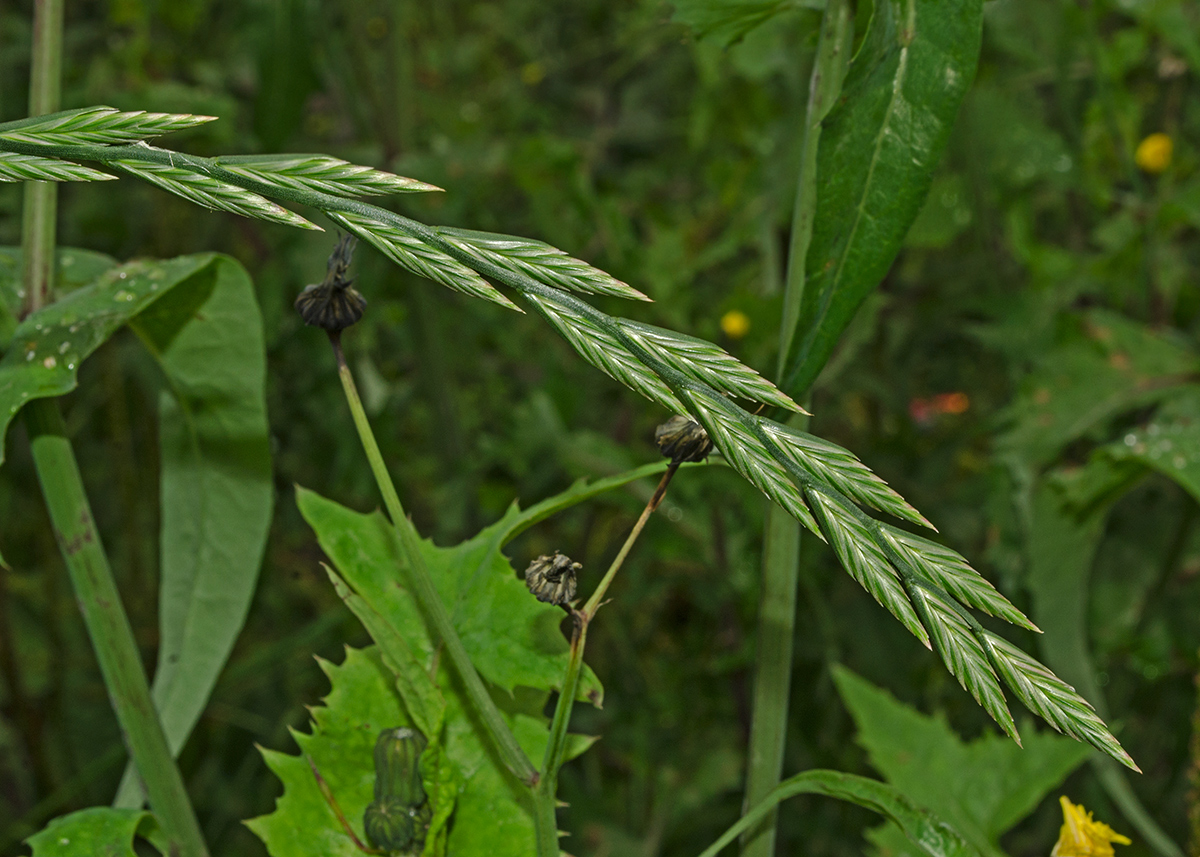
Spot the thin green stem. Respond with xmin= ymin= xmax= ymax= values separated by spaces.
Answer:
xmin=328 ymin=333 xmax=538 ymax=787
xmin=24 ymin=401 xmax=210 ymax=857
xmin=534 ymin=463 xmax=679 ymax=856
xmin=743 ymin=3 xmax=851 ymax=855
xmin=581 ymin=463 xmax=678 ymax=619
xmin=20 ymin=0 xmax=64 ymax=317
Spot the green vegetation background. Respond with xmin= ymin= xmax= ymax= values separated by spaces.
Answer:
xmin=1 ymin=1 xmax=1198 ymax=855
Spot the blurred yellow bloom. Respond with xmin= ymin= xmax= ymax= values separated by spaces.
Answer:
xmin=720 ymin=310 xmax=750 ymax=339
xmin=1135 ymin=133 xmax=1172 ymax=173
xmin=1051 ymin=797 xmax=1131 ymax=857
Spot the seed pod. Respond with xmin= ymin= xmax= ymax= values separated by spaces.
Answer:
xmin=363 ymin=796 xmax=418 ymax=853
xmin=295 ymin=233 xmax=367 ymax=331
xmin=372 ymin=727 xmax=427 ymax=807
xmin=524 ymin=552 xmax=580 ymax=606
xmin=655 ymin=415 xmax=713 ymax=463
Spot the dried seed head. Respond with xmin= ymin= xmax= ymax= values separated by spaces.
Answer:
xmin=524 ymin=552 xmax=580 ymax=606
xmin=295 ymin=233 xmax=367 ymax=331
xmin=655 ymin=415 xmax=713 ymax=463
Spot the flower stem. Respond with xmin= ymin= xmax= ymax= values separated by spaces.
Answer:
xmin=536 ymin=463 xmax=680 ymax=853
xmin=327 ymin=332 xmax=538 ymax=788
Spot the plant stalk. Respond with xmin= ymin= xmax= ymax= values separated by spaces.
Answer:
xmin=25 ymin=402 xmax=210 ymax=857
xmin=328 ymin=333 xmax=538 ymax=787
xmin=20 ymin=0 xmax=64 ymax=316
xmin=743 ymin=2 xmax=852 ymax=855
xmin=21 ymin=3 xmax=207 ymax=855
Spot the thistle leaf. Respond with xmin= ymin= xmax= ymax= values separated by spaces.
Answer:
xmin=879 ymin=525 xmax=1039 ymax=632
xmin=523 ymin=292 xmax=685 ymax=413
xmin=806 ymin=488 xmax=929 ymax=648
xmin=684 ymin=389 xmax=820 ymax=534
xmin=0 ymin=106 xmax=215 ymax=145
xmin=0 ymin=152 xmax=115 ymax=183
xmin=438 ymin=227 xmax=650 ymax=302
xmin=981 ymin=632 xmax=1139 ymax=771
xmin=327 ymin=211 xmax=519 ymax=311
xmin=907 ymin=583 xmax=1019 ymax=742
xmin=760 ymin=421 xmax=931 ymax=528
xmin=111 ymin=160 xmax=319 ymax=230
xmin=617 ymin=320 xmax=803 ymax=412
xmin=217 ymin=154 xmax=441 ymax=198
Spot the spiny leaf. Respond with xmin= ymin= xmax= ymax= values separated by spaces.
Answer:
xmin=0 ymin=152 xmax=115 ymax=183
xmin=879 ymin=525 xmax=1038 ymax=632
xmin=617 ymin=320 xmax=803 ymax=412
xmin=523 ymin=291 xmax=685 ymax=412
xmin=906 ymin=583 xmax=1018 ymax=742
xmin=760 ymin=420 xmax=931 ymax=528
xmin=683 ymin=388 xmax=820 ymax=534
xmin=438 ymin=226 xmax=650 ymax=302
xmin=806 ymin=488 xmax=929 ymax=648
xmin=112 ymin=160 xmax=319 ymax=230
xmin=0 ymin=106 xmax=215 ymax=145
xmin=981 ymin=632 xmax=1139 ymax=771
xmin=217 ymin=154 xmax=442 ymax=198
xmin=326 ymin=211 xmax=519 ymax=311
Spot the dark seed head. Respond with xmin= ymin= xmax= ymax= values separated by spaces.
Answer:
xmin=524 ymin=552 xmax=580 ymax=606
xmin=295 ymin=234 xmax=367 ymax=331
xmin=655 ymin=415 xmax=713 ymax=463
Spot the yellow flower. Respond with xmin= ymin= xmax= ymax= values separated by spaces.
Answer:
xmin=720 ymin=310 xmax=751 ymax=339
xmin=1051 ymin=797 xmax=1131 ymax=857
xmin=1135 ymin=133 xmax=1173 ymax=173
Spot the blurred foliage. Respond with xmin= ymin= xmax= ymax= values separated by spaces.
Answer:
xmin=0 ymin=0 xmax=1198 ymax=855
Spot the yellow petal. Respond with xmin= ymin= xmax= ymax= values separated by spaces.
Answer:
xmin=1135 ymin=133 xmax=1173 ymax=174
xmin=1051 ymin=797 xmax=1131 ymax=857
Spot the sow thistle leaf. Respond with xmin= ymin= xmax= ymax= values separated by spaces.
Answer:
xmin=25 ymin=807 xmax=166 ymax=857
xmin=0 ymin=152 xmax=115 ymax=183
xmin=326 ymin=211 xmax=519 ymax=311
xmin=524 ymin=291 xmax=686 ymax=413
xmin=0 ymin=106 xmax=214 ymax=145
xmin=760 ymin=420 xmax=930 ymax=528
xmin=217 ymin=154 xmax=441 ymax=198
xmin=878 ymin=525 xmax=1038 ymax=632
xmin=806 ymin=488 xmax=929 ymax=648
xmin=438 ymin=226 xmax=650 ymax=302
xmin=112 ymin=160 xmax=319 ymax=230
xmin=907 ymin=584 xmax=1018 ymax=743
xmin=683 ymin=389 xmax=819 ymax=534
xmin=981 ymin=633 xmax=1139 ymax=772
xmin=617 ymin=320 xmax=803 ymax=412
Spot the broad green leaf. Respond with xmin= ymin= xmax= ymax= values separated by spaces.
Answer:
xmin=671 ymin=0 xmax=824 ymax=47
xmin=0 ymin=254 xmax=213 ymax=466
xmin=832 ymin=665 xmax=1089 ymax=857
xmin=0 ymin=247 xmax=118 ymax=351
xmin=296 ymin=487 xmax=603 ymax=704
xmin=697 ymin=769 xmax=980 ymax=857
xmin=782 ymin=0 xmax=983 ymax=398
xmin=25 ymin=807 xmax=164 ymax=857
xmin=325 ymin=566 xmax=447 ymax=740
xmin=115 ymin=256 xmax=272 ymax=806
xmin=248 ymin=645 xmax=591 ymax=857
xmin=996 ymin=310 xmax=1200 ymax=468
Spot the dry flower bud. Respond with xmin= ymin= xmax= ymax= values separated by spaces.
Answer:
xmin=655 ymin=415 xmax=713 ymax=463
xmin=295 ymin=233 xmax=367 ymax=331
xmin=524 ymin=552 xmax=580 ymax=606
